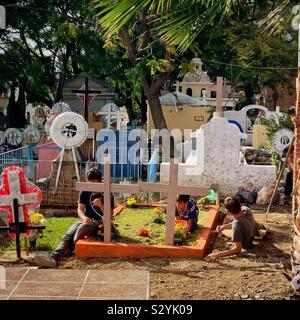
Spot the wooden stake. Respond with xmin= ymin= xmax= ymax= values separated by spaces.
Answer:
xmin=265 ymin=136 xmax=295 ymax=220
xmin=165 ymin=159 xmax=178 ymax=245
xmin=103 ymin=154 xmax=111 ymax=243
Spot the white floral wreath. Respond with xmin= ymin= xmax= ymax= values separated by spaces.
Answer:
xmin=50 ymin=112 xmax=88 ymax=149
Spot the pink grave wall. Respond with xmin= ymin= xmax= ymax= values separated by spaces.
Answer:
xmin=36 ymin=141 xmax=61 ymax=179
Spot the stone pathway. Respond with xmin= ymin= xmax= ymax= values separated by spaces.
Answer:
xmin=0 ymin=268 xmax=150 ymax=300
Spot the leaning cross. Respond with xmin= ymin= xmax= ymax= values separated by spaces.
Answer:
xmin=0 ymin=166 xmax=44 ymax=259
xmin=76 ymin=156 xmax=208 ymax=245
xmin=72 ymin=77 xmax=102 ymax=122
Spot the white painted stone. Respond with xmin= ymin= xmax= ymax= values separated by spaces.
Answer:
xmin=160 ymin=116 xmax=276 ymax=195
xmin=224 ymin=104 xmax=282 ymax=145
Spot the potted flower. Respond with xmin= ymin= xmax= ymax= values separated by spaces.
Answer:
xmin=153 ymin=206 xmax=166 ymax=224
xmin=174 ymin=221 xmax=187 ymax=245
xmin=127 ymin=197 xmax=137 ymax=207
xmin=28 ymin=211 xmax=47 ymax=250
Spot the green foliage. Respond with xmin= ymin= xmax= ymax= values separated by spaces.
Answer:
xmin=259 ymin=114 xmax=294 ymax=141
xmin=147 ymin=59 xmax=173 ymax=76
xmin=197 ymin=196 xmax=210 ymax=208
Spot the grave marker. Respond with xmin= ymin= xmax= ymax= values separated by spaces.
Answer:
xmin=0 ymin=166 xmax=44 ymax=259
xmin=76 ymin=155 xmax=208 ymax=245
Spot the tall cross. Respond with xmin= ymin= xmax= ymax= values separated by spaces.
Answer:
xmin=76 ymin=156 xmax=208 ymax=245
xmin=72 ymin=77 xmax=102 ymax=122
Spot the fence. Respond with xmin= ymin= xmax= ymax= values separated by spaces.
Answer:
xmin=0 ymin=145 xmax=160 ymax=185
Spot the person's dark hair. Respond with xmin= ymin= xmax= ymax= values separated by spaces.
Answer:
xmin=87 ymin=167 xmax=102 ymax=182
xmin=224 ymin=196 xmax=241 ymax=214
xmin=176 ymin=194 xmax=190 ymax=203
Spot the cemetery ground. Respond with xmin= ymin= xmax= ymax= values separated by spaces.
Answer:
xmin=0 ymin=204 xmax=294 ymax=300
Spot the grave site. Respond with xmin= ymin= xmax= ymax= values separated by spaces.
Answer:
xmin=0 ymin=74 xmax=298 ymax=301
xmin=0 ymin=1 xmax=300 ymax=302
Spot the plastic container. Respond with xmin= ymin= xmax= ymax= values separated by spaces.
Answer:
xmin=207 ymin=189 xmax=216 ymax=204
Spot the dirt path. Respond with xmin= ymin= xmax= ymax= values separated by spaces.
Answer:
xmin=0 ymin=211 xmax=294 ymax=300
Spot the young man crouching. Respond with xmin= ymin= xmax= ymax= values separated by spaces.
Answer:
xmin=206 ymin=196 xmax=266 ymax=261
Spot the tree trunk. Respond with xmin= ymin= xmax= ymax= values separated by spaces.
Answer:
xmin=7 ymin=86 xmax=16 ymax=128
xmin=124 ymin=98 xmax=135 ymax=124
xmin=145 ymin=89 xmax=174 ymax=157
xmin=139 ymin=90 xmax=148 ymax=125
xmin=15 ymin=85 xmax=27 ymax=128
xmin=54 ymin=44 xmax=71 ymax=103
xmin=6 ymin=85 xmax=26 ymax=129
xmin=145 ymin=90 xmax=167 ymax=130
xmin=244 ymin=83 xmax=254 ymax=105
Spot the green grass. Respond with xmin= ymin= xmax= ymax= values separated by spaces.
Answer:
xmin=0 ymin=217 xmax=78 ymax=254
xmin=113 ymin=207 xmax=209 ymax=245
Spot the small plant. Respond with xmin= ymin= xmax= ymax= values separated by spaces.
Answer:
xmin=127 ymin=197 xmax=137 ymax=207
xmin=153 ymin=206 xmax=166 ymax=224
xmin=138 ymin=228 xmax=149 ymax=237
xmin=28 ymin=211 xmax=47 ymax=250
xmin=197 ymin=196 xmax=210 ymax=208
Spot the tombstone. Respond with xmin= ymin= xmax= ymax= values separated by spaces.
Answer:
xmin=160 ymin=78 xmax=277 ymax=195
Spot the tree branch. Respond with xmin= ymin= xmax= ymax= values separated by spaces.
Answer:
xmin=118 ymin=28 xmax=137 ymax=64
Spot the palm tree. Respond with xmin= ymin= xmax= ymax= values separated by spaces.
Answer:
xmin=92 ymin=0 xmax=237 ymax=135
xmin=262 ymin=0 xmax=299 ymax=34
xmin=93 ymin=0 xmax=236 ymax=53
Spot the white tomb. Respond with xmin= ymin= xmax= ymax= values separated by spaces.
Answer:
xmin=160 ymin=77 xmax=277 ymax=195
xmin=161 ymin=115 xmax=276 ymax=194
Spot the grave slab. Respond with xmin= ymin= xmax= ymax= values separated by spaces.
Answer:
xmin=0 ymin=268 xmax=150 ymax=300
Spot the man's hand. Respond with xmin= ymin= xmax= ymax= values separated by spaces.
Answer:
xmin=92 ymin=198 xmax=103 ymax=208
xmin=84 ymin=217 xmax=93 ymax=225
xmin=216 ymin=225 xmax=223 ymax=233
xmin=205 ymin=252 xmax=220 ymax=262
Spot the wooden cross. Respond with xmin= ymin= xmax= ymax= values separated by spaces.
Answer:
xmin=76 ymin=155 xmax=208 ymax=245
xmin=72 ymin=77 xmax=102 ymax=122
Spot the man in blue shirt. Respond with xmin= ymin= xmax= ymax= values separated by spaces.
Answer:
xmin=175 ymin=194 xmax=199 ymax=234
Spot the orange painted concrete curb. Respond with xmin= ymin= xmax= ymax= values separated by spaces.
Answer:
xmin=76 ymin=205 xmax=220 ymax=259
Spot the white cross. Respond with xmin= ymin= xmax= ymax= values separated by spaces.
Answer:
xmin=76 ymin=155 xmax=208 ymax=245
xmin=97 ymin=104 xmax=118 ymax=129
xmin=0 ymin=170 xmax=40 ymax=223
xmin=173 ymin=81 xmax=180 ymax=92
